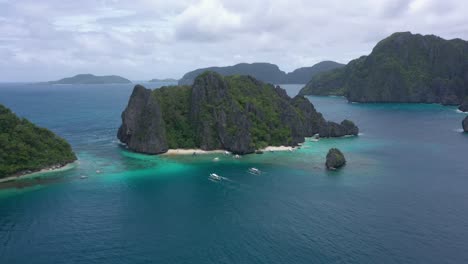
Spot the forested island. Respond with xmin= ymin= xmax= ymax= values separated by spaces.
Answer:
xmin=48 ymin=74 xmax=132 ymax=84
xmin=299 ymin=32 xmax=468 ymax=106
xmin=118 ymin=72 xmax=358 ymax=155
xmin=178 ymin=61 xmax=344 ymax=85
xmin=0 ymin=104 xmax=76 ymax=179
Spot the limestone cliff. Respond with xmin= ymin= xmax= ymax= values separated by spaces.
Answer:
xmin=300 ymin=32 xmax=468 ymax=106
xmin=118 ymin=72 xmax=359 ymax=154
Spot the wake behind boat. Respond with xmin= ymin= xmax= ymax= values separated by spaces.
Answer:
xmin=209 ymin=173 xmax=222 ymax=181
xmin=248 ymin=168 xmax=262 ymax=175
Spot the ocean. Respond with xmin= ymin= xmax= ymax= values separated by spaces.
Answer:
xmin=0 ymin=82 xmax=467 ymax=263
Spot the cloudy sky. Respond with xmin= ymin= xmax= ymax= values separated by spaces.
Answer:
xmin=0 ymin=0 xmax=467 ymax=82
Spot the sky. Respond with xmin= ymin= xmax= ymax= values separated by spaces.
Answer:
xmin=0 ymin=0 xmax=467 ymax=82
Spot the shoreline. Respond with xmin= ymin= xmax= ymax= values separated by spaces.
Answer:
xmin=163 ymin=149 xmax=227 ymax=155
xmin=162 ymin=146 xmax=298 ymax=156
xmin=261 ymin=146 xmax=296 ymax=152
xmin=0 ymin=162 xmax=77 ymax=184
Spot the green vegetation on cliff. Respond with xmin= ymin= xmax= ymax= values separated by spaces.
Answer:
xmin=118 ymin=72 xmax=359 ymax=154
xmin=0 ymin=104 xmax=76 ymax=178
xmin=300 ymin=32 xmax=468 ymax=105
xmin=155 ymin=75 xmax=300 ymax=149
xmin=153 ymin=86 xmax=195 ymax=148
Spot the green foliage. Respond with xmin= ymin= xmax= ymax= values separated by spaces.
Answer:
xmin=153 ymin=86 xmax=197 ymax=148
xmin=0 ymin=104 xmax=76 ymax=178
xmin=152 ymin=74 xmax=305 ymax=150
xmin=226 ymin=75 xmax=293 ymax=148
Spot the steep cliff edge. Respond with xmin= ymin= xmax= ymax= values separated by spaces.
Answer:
xmin=118 ymin=72 xmax=358 ymax=154
xmin=117 ymin=85 xmax=168 ymax=154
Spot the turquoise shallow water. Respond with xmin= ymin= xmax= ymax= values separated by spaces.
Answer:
xmin=0 ymin=83 xmax=467 ymax=263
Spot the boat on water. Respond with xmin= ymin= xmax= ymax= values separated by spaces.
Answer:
xmin=311 ymin=134 xmax=320 ymax=142
xmin=234 ymin=154 xmax=241 ymax=159
xmin=80 ymin=175 xmax=88 ymax=179
xmin=209 ymin=173 xmax=221 ymax=180
xmin=248 ymin=168 xmax=261 ymax=175
xmin=213 ymin=157 xmax=220 ymax=162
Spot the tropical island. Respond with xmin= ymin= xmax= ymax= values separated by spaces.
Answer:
xmin=47 ymin=74 xmax=132 ymax=84
xmin=117 ymin=72 xmax=358 ymax=155
xmin=0 ymin=104 xmax=77 ymax=179
xmin=299 ymin=32 xmax=468 ymax=106
xmin=178 ymin=61 xmax=344 ymax=86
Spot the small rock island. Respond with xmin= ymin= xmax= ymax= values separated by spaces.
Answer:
xmin=459 ymin=98 xmax=468 ymax=112
xmin=463 ymin=116 xmax=468 ymax=132
xmin=326 ymin=148 xmax=346 ymax=170
xmin=118 ymin=72 xmax=359 ymax=155
xmin=0 ymin=104 xmax=77 ymax=179
xmin=48 ymin=74 xmax=132 ymax=84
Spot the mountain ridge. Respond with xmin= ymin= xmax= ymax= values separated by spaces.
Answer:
xmin=178 ymin=61 xmax=344 ymax=85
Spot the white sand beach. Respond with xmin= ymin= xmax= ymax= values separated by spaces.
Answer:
xmin=163 ymin=149 xmax=227 ymax=155
xmin=162 ymin=146 xmax=298 ymax=155
xmin=0 ymin=162 xmax=78 ymax=184
xmin=260 ymin=146 xmax=297 ymax=152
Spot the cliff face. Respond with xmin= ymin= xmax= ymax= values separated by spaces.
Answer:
xmin=190 ymin=72 xmax=254 ymax=153
xmin=117 ymin=85 xmax=168 ymax=154
xmin=118 ymin=72 xmax=358 ymax=155
xmin=300 ymin=32 xmax=468 ymax=105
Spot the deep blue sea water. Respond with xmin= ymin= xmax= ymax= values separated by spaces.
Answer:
xmin=0 ymin=83 xmax=467 ymax=264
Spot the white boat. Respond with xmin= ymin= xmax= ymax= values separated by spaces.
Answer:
xmin=311 ymin=134 xmax=320 ymax=142
xmin=234 ymin=154 xmax=241 ymax=159
xmin=248 ymin=168 xmax=261 ymax=175
xmin=224 ymin=151 xmax=230 ymax=155
xmin=80 ymin=175 xmax=88 ymax=179
xmin=213 ymin=157 xmax=220 ymax=162
xmin=209 ymin=173 xmax=221 ymax=180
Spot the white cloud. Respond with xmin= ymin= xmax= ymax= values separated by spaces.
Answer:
xmin=0 ymin=0 xmax=468 ymax=81
xmin=174 ymin=0 xmax=242 ymax=41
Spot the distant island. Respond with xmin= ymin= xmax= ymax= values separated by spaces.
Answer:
xmin=118 ymin=72 xmax=358 ymax=155
xmin=178 ymin=61 xmax=344 ymax=86
xmin=48 ymin=74 xmax=132 ymax=84
xmin=299 ymin=32 xmax=468 ymax=106
xmin=149 ymin=78 xmax=178 ymax=82
xmin=0 ymin=104 xmax=76 ymax=179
